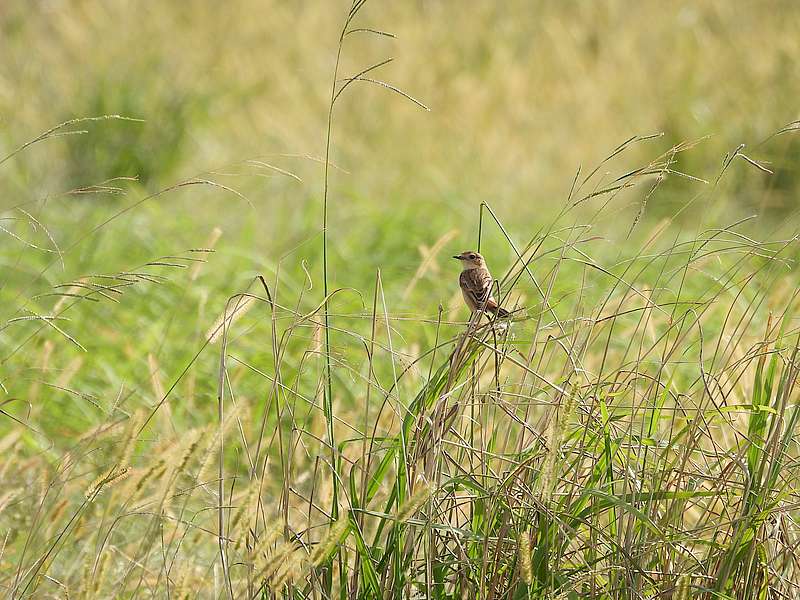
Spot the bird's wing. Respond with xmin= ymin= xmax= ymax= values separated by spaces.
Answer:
xmin=460 ymin=268 xmax=495 ymax=307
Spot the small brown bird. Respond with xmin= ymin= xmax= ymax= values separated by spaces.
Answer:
xmin=453 ymin=251 xmax=510 ymax=318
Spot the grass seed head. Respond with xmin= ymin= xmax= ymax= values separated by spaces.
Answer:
xmin=518 ymin=529 xmax=533 ymax=585
xmin=85 ymin=466 xmax=130 ymax=501
xmin=206 ymin=295 xmax=256 ymax=343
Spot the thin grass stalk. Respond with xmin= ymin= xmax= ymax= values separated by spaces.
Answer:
xmin=216 ymin=293 xmax=251 ymax=600
xmin=321 ymin=5 xmax=343 ymax=530
xmin=349 ymin=269 xmax=380 ymax=596
xmin=319 ymin=6 xmax=357 ymax=595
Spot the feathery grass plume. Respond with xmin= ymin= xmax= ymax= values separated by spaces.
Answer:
xmin=118 ymin=411 xmax=145 ymax=468
xmin=0 ymin=429 xmax=21 ymax=462
xmin=196 ymin=404 xmax=244 ymax=485
xmin=308 ymin=515 xmax=350 ymax=567
xmin=195 ymin=431 xmax=221 ymax=487
xmin=90 ymin=549 xmax=110 ymax=597
xmin=402 ymin=229 xmax=459 ymax=299
xmin=28 ymin=339 xmax=54 ymax=404
xmin=53 ymin=277 xmax=88 ymax=313
xmin=147 ymin=353 xmax=165 ymax=401
xmin=190 ymin=226 xmax=222 ymax=281
xmin=171 ymin=567 xmax=191 ymax=600
xmin=205 ymin=294 xmax=256 ymax=343
xmin=271 ymin=546 xmax=305 ymax=589
xmin=538 ymin=385 xmax=578 ymax=502
xmin=158 ymin=464 xmax=184 ymax=508
xmin=147 ymin=353 xmax=174 ymax=430
xmin=174 ymin=427 xmax=205 ymax=475
xmin=47 ymin=498 xmax=69 ymax=526
xmin=172 ymin=563 xmax=204 ymax=600
xmin=396 ymin=481 xmax=433 ymax=523
xmin=231 ymin=479 xmax=261 ymax=550
xmin=0 ymin=490 xmax=18 ymax=516
xmin=151 ymin=436 xmax=194 ymax=504
xmin=78 ymin=419 xmax=124 ymax=444
xmin=248 ymin=523 xmax=282 ymax=562
xmin=517 ymin=529 xmax=533 ymax=585
xmin=85 ymin=466 xmax=130 ymax=501
xmin=312 ymin=319 xmax=324 ymax=354
xmin=254 ymin=540 xmax=297 ymax=583
xmin=55 ymin=356 xmax=83 ymax=388
xmin=157 ymin=428 xmax=207 ymax=506
xmin=81 ymin=557 xmax=93 ymax=596
xmin=674 ymin=573 xmax=691 ymax=600
xmin=37 ymin=471 xmax=49 ymax=504
xmin=185 ymin=286 xmax=210 ymax=406
xmin=132 ymin=459 xmax=166 ymax=495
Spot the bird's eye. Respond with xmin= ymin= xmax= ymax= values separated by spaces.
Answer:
xmin=469 ymin=253 xmax=476 ymax=259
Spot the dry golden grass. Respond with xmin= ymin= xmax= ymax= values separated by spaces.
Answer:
xmin=2 ymin=1 xmax=800 ymax=598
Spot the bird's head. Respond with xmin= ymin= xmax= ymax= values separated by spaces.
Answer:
xmin=453 ymin=251 xmax=485 ymax=269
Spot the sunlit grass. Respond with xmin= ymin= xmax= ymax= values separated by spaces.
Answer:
xmin=3 ymin=1 xmax=800 ymax=598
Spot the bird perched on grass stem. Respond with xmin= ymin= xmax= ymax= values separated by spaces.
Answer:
xmin=453 ymin=251 xmax=510 ymax=318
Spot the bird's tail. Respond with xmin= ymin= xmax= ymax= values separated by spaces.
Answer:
xmin=484 ymin=297 xmax=511 ymax=319
xmin=493 ymin=305 xmax=511 ymax=319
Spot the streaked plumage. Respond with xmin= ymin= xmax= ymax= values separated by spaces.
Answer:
xmin=453 ymin=251 xmax=510 ymax=318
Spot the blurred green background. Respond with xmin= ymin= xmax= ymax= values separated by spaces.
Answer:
xmin=1 ymin=0 xmax=800 ymax=435
xmin=3 ymin=5 xmax=800 ymax=597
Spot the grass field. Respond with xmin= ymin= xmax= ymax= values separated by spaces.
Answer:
xmin=3 ymin=1 xmax=800 ymax=598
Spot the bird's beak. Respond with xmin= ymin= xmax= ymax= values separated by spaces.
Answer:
xmin=452 ymin=255 xmax=462 ymax=260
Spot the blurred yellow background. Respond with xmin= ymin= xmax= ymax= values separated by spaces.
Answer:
xmin=3 ymin=1 xmax=799 ymax=225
